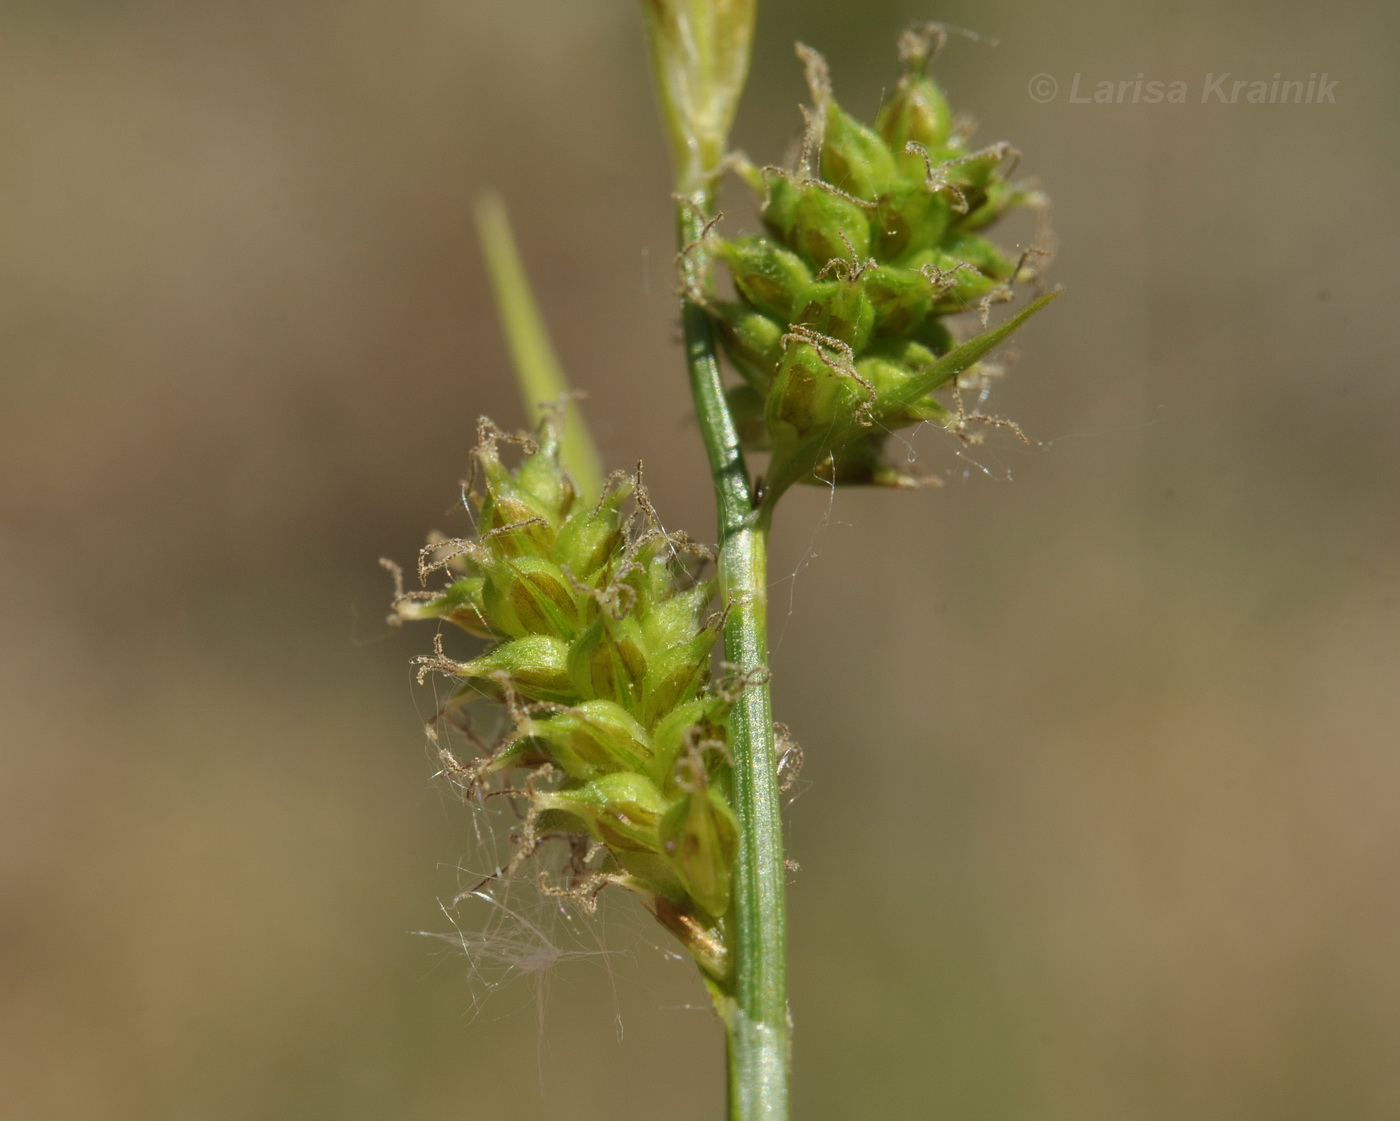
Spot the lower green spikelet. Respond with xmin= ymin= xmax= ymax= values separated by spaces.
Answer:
xmin=386 ymin=414 xmax=739 ymax=979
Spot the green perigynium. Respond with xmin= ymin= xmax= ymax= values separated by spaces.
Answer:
xmin=388 ymin=416 xmax=737 ymax=980
xmin=705 ymin=26 xmax=1057 ymax=500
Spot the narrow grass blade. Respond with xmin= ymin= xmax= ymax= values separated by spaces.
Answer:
xmin=475 ymin=194 xmax=606 ymax=501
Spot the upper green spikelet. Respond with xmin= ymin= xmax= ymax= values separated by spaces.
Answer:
xmin=705 ymin=24 xmax=1057 ymax=501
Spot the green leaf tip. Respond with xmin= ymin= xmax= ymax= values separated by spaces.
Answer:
xmin=474 ymin=194 xmax=606 ymax=502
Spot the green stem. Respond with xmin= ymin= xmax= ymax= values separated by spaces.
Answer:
xmin=678 ymin=193 xmax=789 ymax=1121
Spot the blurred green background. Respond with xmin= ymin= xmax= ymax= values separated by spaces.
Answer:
xmin=2 ymin=1 xmax=1397 ymax=1118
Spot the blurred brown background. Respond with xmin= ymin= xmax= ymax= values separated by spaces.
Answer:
xmin=2 ymin=1 xmax=1396 ymax=1118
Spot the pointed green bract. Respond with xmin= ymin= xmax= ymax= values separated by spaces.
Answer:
xmin=763 ymin=291 xmax=1059 ymax=505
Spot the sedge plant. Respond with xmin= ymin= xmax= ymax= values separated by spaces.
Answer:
xmin=387 ymin=7 xmax=1056 ymax=1119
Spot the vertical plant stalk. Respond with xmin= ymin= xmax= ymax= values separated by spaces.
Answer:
xmin=641 ymin=2 xmax=786 ymax=1113
xmin=679 ymin=196 xmax=789 ymax=1121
